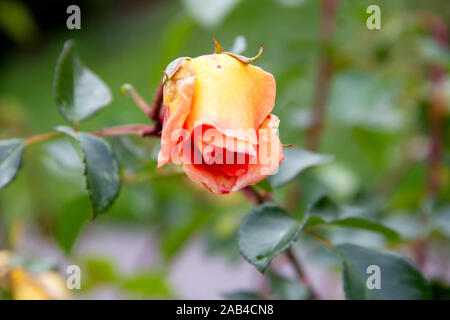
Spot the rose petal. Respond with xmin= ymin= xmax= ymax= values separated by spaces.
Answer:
xmin=185 ymin=54 xmax=276 ymax=144
xmin=200 ymin=126 xmax=257 ymax=164
xmin=183 ymin=163 xmax=237 ymax=194
xmin=232 ymin=114 xmax=284 ymax=191
xmin=158 ymin=61 xmax=196 ymax=167
xmin=181 ymin=114 xmax=282 ymax=194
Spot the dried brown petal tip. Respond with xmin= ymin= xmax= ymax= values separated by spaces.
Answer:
xmin=163 ymin=57 xmax=190 ymax=84
xmin=213 ymin=38 xmax=224 ymax=54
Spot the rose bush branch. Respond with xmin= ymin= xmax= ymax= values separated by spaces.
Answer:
xmin=92 ymin=124 xmax=159 ymax=138
xmin=305 ymin=0 xmax=340 ymax=151
xmin=24 ymin=124 xmax=159 ymax=147
xmin=241 ymin=186 xmax=273 ymax=204
xmin=24 ymin=81 xmax=165 ymax=147
xmin=422 ymin=13 xmax=448 ymax=198
xmin=121 ymin=82 xmax=165 ymax=136
xmin=1 ymin=37 xmax=438 ymax=301
xmin=405 ymin=14 xmax=449 ymax=270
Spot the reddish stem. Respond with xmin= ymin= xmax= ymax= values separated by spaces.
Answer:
xmin=150 ymin=81 xmax=164 ymax=126
xmin=92 ymin=124 xmax=158 ymax=138
xmin=25 ymin=132 xmax=62 ymax=146
xmin=24 ymin=124 xmax=159 ymax=147
xmin=242 ymin=186 xmax=265 ymax=205
xmin=423 ymin=14 xmax=448 ymax=197
xmin=122 ymin=82 xmax=164 ymax=137
xmin=305 ymin=0 xmax=339 ymax=151
xmin=122 ymin=84 xmax=153 ymax=117
xmin=242 ymin=186 xmax=274 ymax=205
xmin=427 ymin=66 xmax=446 ymax=196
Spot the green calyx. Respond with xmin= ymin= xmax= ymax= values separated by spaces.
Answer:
xmin=225 ymin=44 xmax=263 ymax=63
xmin=213 ymin=39 xmax=264 ymax=64
xmin=163 ymin=39 xmax=265 ymax=86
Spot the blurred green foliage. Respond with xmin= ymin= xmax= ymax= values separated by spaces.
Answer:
xmin=0 ymin=0 xmax=449 ymax=299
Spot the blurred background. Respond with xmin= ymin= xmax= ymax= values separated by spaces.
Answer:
xmin=0 ymin=0 xmax=449 ymax=299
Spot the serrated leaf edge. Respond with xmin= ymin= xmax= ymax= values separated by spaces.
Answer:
xmin=238 ymin=203 xmax=305 ymax=273
xmin=55 ymin=127 xmax=121 ymax=218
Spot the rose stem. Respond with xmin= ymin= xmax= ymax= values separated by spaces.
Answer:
xmin=150 ymin=81 xmax=164 ymax=124
xmin=304 ymin=0 xmax=339 ymax=151
xmin=242 ymin=186 xmax=265 ymax=204
xmin=121 ymin=81 xmax=164 ymax=136
xmin=287 ymin=2 xmax=340 ymax=276
xmin=411 ymin=14 xmax=449 ymax=269
xmin=92 ymin=124 xmax=158 ymax=137
xmin=424 ymin=14 xmax=447 ymax=199
xmin=121 ymin=84 xmax=153 ymax=117
xmin=24 ymin=123 xmax=159 ymax=148
xmin=25 ymin=132 xmax=62 ymax=146
xmin=284 ymin=0 xmax=339 ymax=294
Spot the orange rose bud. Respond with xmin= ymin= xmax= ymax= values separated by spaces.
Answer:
xmin=158 ymin=42 xmax=284 ymax=194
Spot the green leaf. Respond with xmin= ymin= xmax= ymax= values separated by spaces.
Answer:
xmin=56 ymin=196 xmax=92 ymax=254
xmin=268 ymin=148 xmax=333 ymax=188
xmin=336 ymin=244 xmax=432 ymax=300
xmin=329 ymin=218 xmax=400 ymax=241
xmin=238 ymin=203 xmax=305 ymax=272
xmin=53 ymin=40 xmax=112 ymax=124
xmin=79 ymin=133 xmax=120 ymax=214
xmin=0 ymin=138 xmax=24 ymax=190
xmin=305 ymin=197 xmax=400 ymax=242
xmin=55 ymin=127 xmax=120 ymax=216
